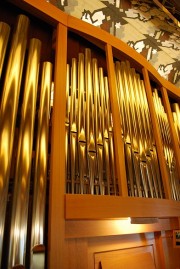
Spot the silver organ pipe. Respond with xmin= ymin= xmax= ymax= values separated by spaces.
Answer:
xmin=8 ymin=38 xmax=41 ymax=268
xmin=66 ymin=48 xmax=118 ymax=195
xmin=0 ymin=15 xmax=29 ymax=267
xmin=0 ymin=13 xmax=53 ymax=269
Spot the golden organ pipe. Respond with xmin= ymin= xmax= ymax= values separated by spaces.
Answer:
xmin=0 ymin=14 xmax=29 ymax=267
xmin=93 ymin=60 xmax=104 ymax=195
xmin=70 ymin=58 xmax=78 ymax=194
xmin=78 ymin=53 xmax=87 ymax=194
xmin=153 ymin=89 xmax=179 ymax=200
xmin=115 ymin=60 xmax=163 ymax=198
xmin=8 ymin=38 xmax=41 ymax=268
xmin=0 ymin=22 xmax=10 ymax=78
xmin=115 ymin=61 xmax=136 ymax=196
xmin=172 ymin=103 xmax=180 ymax=144
xmin=65 ymin=64 xmax=70 ymax=192
xmin=31 ymin=62 xmax=53 ymax=269
xmin=85 ymin=48 xmax=96 ymax=194
xmin=99 ymin=67 xmax=110 ymax=195
xmin=104 ymin=76 xmax=117 ymax=195
xmin=120 ymin=61 xmax=143 ymax=197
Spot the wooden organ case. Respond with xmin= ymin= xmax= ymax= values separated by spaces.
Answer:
xmin=0 ymin=0 xmax=180 ymax=268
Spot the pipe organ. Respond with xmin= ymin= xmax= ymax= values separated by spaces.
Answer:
xmin=0 ymin=0 xmax=180 ymax=269
xmin=0 ymin=12 xmax=53 ymax=269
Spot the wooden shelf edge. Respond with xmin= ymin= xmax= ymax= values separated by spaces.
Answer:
xmin=65 ymin=194 xmax=180 ymax=220
xmin=65 ymin=218 xmax=179 ymax=239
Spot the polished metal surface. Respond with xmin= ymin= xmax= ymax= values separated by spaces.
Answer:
xmin=0 ymin=14 xmax=29 ymax=267
xmin=172 ymin=103 xmax=180 ymax=145
xmin=115 ymin=60 xmax=163 ymax=198
xmin=8 ymin=38 xmax=41 ymax=268
xmin=153 ymin=89 xmax=179 ymax=200
xmin=66 ymin=48 xmax=117 ymax=195
xmin=31 ymin=61 xmax=53 ymax=268
xmin=0 ymin=22 xmax=10 ymax=77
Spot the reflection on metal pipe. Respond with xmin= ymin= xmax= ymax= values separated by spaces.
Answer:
xmin=0 ymin=14 xmax=29 ymax=267
xmin=85 ymin=49 xmax=96 ymax=194
xmin=0 ymin=22 xmax=10 ymax=78
xmin=172 ymin=103 xmax=180 ymax=145
xmin=115 ymin=60 xmax=163 ymax=198
xmin=66 ymin=48 xmax=117 ymax=195
xmin=31 ymin=62 xmax=53 ymax=269
xmin=8 ymin=38 xmax=41 ymax=268
xmin=70 ymin=58 xmax=78 ymax=194
xmin=153 ymin=89 xmax=179 ymax=200
xmin=78 ymin=53 xmax=87 ymax=194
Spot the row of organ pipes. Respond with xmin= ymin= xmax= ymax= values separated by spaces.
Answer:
xmin=66 ymin=48 xmax=180 ymax=200
xmin=0 ymin=11 xmax=180 ymax=269
xmin=65 ymin=49 xmax=118 ymax=195
xmin=0 ymin=15 xmax=53 ymax=269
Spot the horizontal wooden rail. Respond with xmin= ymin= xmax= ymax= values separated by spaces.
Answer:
xmin=65 ymin=194 xmax=180 ymax=220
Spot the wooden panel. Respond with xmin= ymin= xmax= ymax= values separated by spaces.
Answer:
xmin=93 ymin=235 xmax=156 ymax=269
xmin=48 ymin=22 xmax=67 ymax=269
xmin=65 ymin=218 xmax=179 ymax=239
xmin=65 ymin=194 xmax=180 ymax=219
xmin=101 ymin=252 xmax=156 ymax=269
xmin=65 ymin=239 xmax=88 ymax=269
xmin=162 ymin=231 xmax=180 ymax=269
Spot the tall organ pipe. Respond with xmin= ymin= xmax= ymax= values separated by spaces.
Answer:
xmin=8 ymin=38 xmax=41 ymax=268
xmin=0 ymin=22 xmax=10 ymax=78
xmin=30 ymin=62 xmax=52 ymax=268
xmin=0 ymin=15 xmax=29 ymax=267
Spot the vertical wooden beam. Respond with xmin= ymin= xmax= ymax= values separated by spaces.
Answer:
xmin=161 ymin=86 xmax=180 ymax=177
xmin=154 ymin=231 xmax=167 ymax=269
xmin=48 ymin=22 xmax=67 ymax=269
xmin=105 ymin=43 xmax=128 ymax=197
xmin=142 ymin=68 xmax=171 ymax=199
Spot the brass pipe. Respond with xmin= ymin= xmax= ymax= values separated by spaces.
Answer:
xmin=65 ymin=64 xmax=70 ymax=192
xmin=124 ymin=64 xmax=148 ymax=197
xmin=0 ymin=15 xmax=29 ymax=266
xmin=172 ymin=103 xmax=180 ymax=143
xmin=120 ymin=61 xmax=143 ymax=197
xmin=85 ymin=48 xmax=96 ymax=194
xmin=140 ymin=80 xmax=163 ymax=198
xmin=70 ymin=58 xmax=78 ymax=194
xmin=8 ymin=38 xmax=41 ymax=268
xmin=115 ymin=61 xmax=136 ymax=196
xmin=132 ymin=71 xmax=156 ymax=198
xmin=104 ymin=76 xmax=117 ymax=195
xmin=153 ymin=90 xmax=178 ymax=199
xmin=78 ymin=53 xmax=87 ymax=194
xmin=0 ymin=22 xmax=10 ymax=78
xmin=30 ymin=61 xmax=53 ymax=269
xmin=92 ymin=60 xmax=104 ymax=195
xmin=99 ymin=68 xmax=110 ymax=195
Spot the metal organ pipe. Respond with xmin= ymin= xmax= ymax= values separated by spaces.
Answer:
xmin=0 ymin=15 xmax=29 ymax=267
xmin=31 ymin=62 xmax=53 ymax=269
xmin=0 ymin=22 xmax=10 ymax=78
xmin=8 ymin=38 xmax=41 ymax=268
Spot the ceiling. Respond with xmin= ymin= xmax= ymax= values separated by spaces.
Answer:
xmin=156 ymin=0 xmax=180 ymax=23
